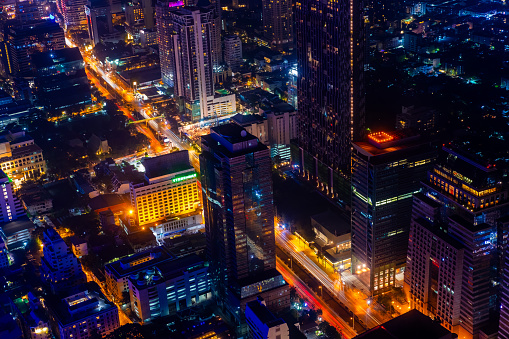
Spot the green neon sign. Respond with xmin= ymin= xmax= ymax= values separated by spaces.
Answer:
xmin=172 ymin=172 xmax=196 ymax=183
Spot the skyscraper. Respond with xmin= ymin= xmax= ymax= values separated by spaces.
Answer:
xmin=200 ymin=124 xmax=290 ymax=335
xmin=351 ymin=131 xmax=436 ymax=295
xmin=0 ymin=170 xmax=25 ymax=223
xmin=294 ymin=0 xmax=365 ymax=201
xmin=405 ymin=147 xmax=509 ymax=338
xmin=262 ymin=0 xmax=293 ymax=51
xmin=224 ymin=35 xmax=242 ymax=71
xmin=156 ymin=3 xmax=215 ymax=121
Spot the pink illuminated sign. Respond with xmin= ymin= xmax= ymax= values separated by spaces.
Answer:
xmin=169 ymin=0 xmax=183 ymax=7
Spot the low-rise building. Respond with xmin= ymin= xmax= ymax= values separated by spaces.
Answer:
xmin=48 ymin=283 xmax=119 ymax=339
xmin=129 ymin=254 xmax=211 ymax=322
xmin=104 ymin=246 xmax=173 ymax=302
xmin=19 ymin=185 xmax=53 ymax=216
xmin=0 ymin=217 xmax=33 ymax=250
xmin=0 ymin=131 xmax=45 ymax=188
xmin=245 ymin=298 xmax=289 ymax=339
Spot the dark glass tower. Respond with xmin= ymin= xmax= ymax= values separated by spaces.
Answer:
xmin=200 ymin=124 xmax=289 ymax=334
xmin=351 ymin=131 xmax=436 ymax=295
xmin=294 ymin=0 xmax=365 ymax=202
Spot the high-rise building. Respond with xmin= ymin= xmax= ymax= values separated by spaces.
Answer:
xmin=1 ymin=20 xmax=65 ymax=77
xmin=60 ymin=0 xmax=88 ymax=30
xmin=15 ymin=0 xmax=44 ymax=23
xmin=85 ymin=1 xmax=113 ymax=46
xmin=294 ymin=0 xmax=365 ymax=200
xmin=262 ymin=0 xmax=293 ymax=51
xmin=188 ymin=0 xmax=222 ymax=67
xmin=47 ymin=283 xmax=120 ymax=339
xmin=351 ymin=131 xmax=436 ymax=295
xmin=405 ymin=147 xmax=509 ymax=338
xmin=156 ymin=4 xmax=215 ymax=121
xmin=0 ymin=237 xmax=10 ymax=268
xmin=200 ymin=124 xmax=290 ymax=335
xmin=224 ymin=35 xmax=242 ymax=71
xmin=40 ymin=227 xmax=86 ymax=294
xmin=245 ymin=298 xmax=290 ymax=339
xmin=129 ymin=254 xmax=211 ymax=322
xmin=129 ymin=151 xmax=201 ymax=226
xmin=32 ymin=48 xmax=92 ymax=112
xmin=0 ymin=169 xmax=25 ymax=223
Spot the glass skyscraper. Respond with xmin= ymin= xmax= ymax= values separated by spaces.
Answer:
xmin=200 ymin=124 xmax=290 ymax=335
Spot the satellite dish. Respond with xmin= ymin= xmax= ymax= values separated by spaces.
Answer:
xmin=241 ymin=130 xmax=247 ymax=137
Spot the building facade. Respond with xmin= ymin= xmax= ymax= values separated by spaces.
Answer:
xmin=32 ymin=48 xmax=92 ymax=112
xmin=40 ymin=228 xmax=86 ymax=294
xmin=0 ymin=170 xmax=25 ymax=223
xmin=262 ymin=0 xmax=293 ymax=51
xmin=351 ymin=131 xmax=436 ymax=295
xmin=156 ymin=4 xmax=215 ymax=121
xmin=0 ymin=131 xmax=46 ymax=188
xmin=104 ymin=246 xmax=174 ymax=302
xmin=200 ymin=124 xmax=290 ymax=336
xmin=130 ymin=151 xmax=200 ymax=226
xmin=224 ymin=35 xmax=242 ymax=71
xmin=294 ymin=0 xmax=365 ymax=201
xmin=129 ymin=254 xmax=211 ymax=322
xmin=49 ymin=284 xmax=119 ymax=339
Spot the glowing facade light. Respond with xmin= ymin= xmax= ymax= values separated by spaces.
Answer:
xmin=367 ymin=131 xmax=395 ymax=144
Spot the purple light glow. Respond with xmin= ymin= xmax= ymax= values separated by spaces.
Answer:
xmin=169 ymin=0 xmax=183 ymax=7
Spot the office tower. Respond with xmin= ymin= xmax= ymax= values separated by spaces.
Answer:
xmin=156 ymin=4 xmax=215 ymax=121
xmin=200 ymin=124 xmax=290 ymax=335
xmin=294 ymin=0 xmax=365 ymax=199
xmin=47 ymin=283 xmax=120 ymax=339
xmin=0 ymin=170 xmax=24 ymax=223
xmin=40 ymin=228 xmax=86 ymax=294
xmin=15 ymin=0 xmax=44 ymax=23
xmin=262 ymin=0 xmax=293 ymax=51
xmin=224 ymin=35 xmax=242 ymax=71
xmin=500 ymin=242 xmax=509 ymax=338
xmin=351 ymin=131 xmax=435 ymax=295
xmin=1 ymin=20 xmax=65 ymax=77
xmin=125 ymin=0 xmax=154 ymax=42
xmin=129 ymin=254 xmax=210 ymax=321
xmin=61 ymin=0 xmax=88 ymax=30
xmin=85 ymin=1 xmax=113 ymax=46
xmin=32 ymin=48 xmax=92 ymax=112
xmin=405 ymin=146 xmax=509 ymax=338
xmin=0 ymin=131 xmax=46 ymax=187
xmin=129 ymin=151 xmax=200 ymax=226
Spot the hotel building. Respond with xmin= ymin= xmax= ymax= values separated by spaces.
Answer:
xmin=130 ymin=151 xmax=200 ymax=226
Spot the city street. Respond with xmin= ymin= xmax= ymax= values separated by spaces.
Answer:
xmin=276 ymin=228 xmax=388 ymax=329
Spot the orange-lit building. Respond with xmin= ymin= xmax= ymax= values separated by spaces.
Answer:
xmin=129 ymin=151 xmax=201 ymax=226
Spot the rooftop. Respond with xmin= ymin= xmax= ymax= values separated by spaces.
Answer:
xmin=1 ymin=217 xmax=33 ymax=237
xmin=311 ymin=210 xmax=350 ymax=237
xmin=88 ymin=194 xmax=126 ymax=211
xmin=104 ymin=246 xmax=174 ymax=279
xmin=202 ymin=124 xmax=268 ymax=158
xmin=142 ymin=151 xmax=193 ymax=180
xmin=246 ymin=299 xmax=285 ymax=327
xmin=49 ymin=283 xmax=116 ymax=327
xmin=354 ymin=310 xmax=454 ymax=339
xmin=31 ymin=48 xmax=83 ymax=69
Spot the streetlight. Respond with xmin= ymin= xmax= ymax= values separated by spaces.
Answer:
xmin=288 ymin=257 xmax=292 ymax=269
xmin=350 ymin=316 xmax=355 ymax=329
xmin=319 ymin=285 xmax=323 ymax=298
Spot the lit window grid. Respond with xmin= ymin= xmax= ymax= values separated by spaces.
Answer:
xmin=134 ymin=181 xmax=200 ymax=225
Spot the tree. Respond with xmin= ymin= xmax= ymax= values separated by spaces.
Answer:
xmin=318 ymin=321 xmax=343 ymax=339
xmin=104 ymin=324 xmax=150 ymax=339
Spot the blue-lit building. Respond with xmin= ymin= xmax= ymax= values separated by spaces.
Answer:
xmin=200 ymin=124 xmax=290 ymax=336
xmin=32 ymin=47 xmax=92 ymax=112
xmin=287 ymin=65 xmax=297 ymax=110
xmin=245 ymin=298 xmax=289 ymax=339
xmin=128 ymin=254 xmax=211 ymax=322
